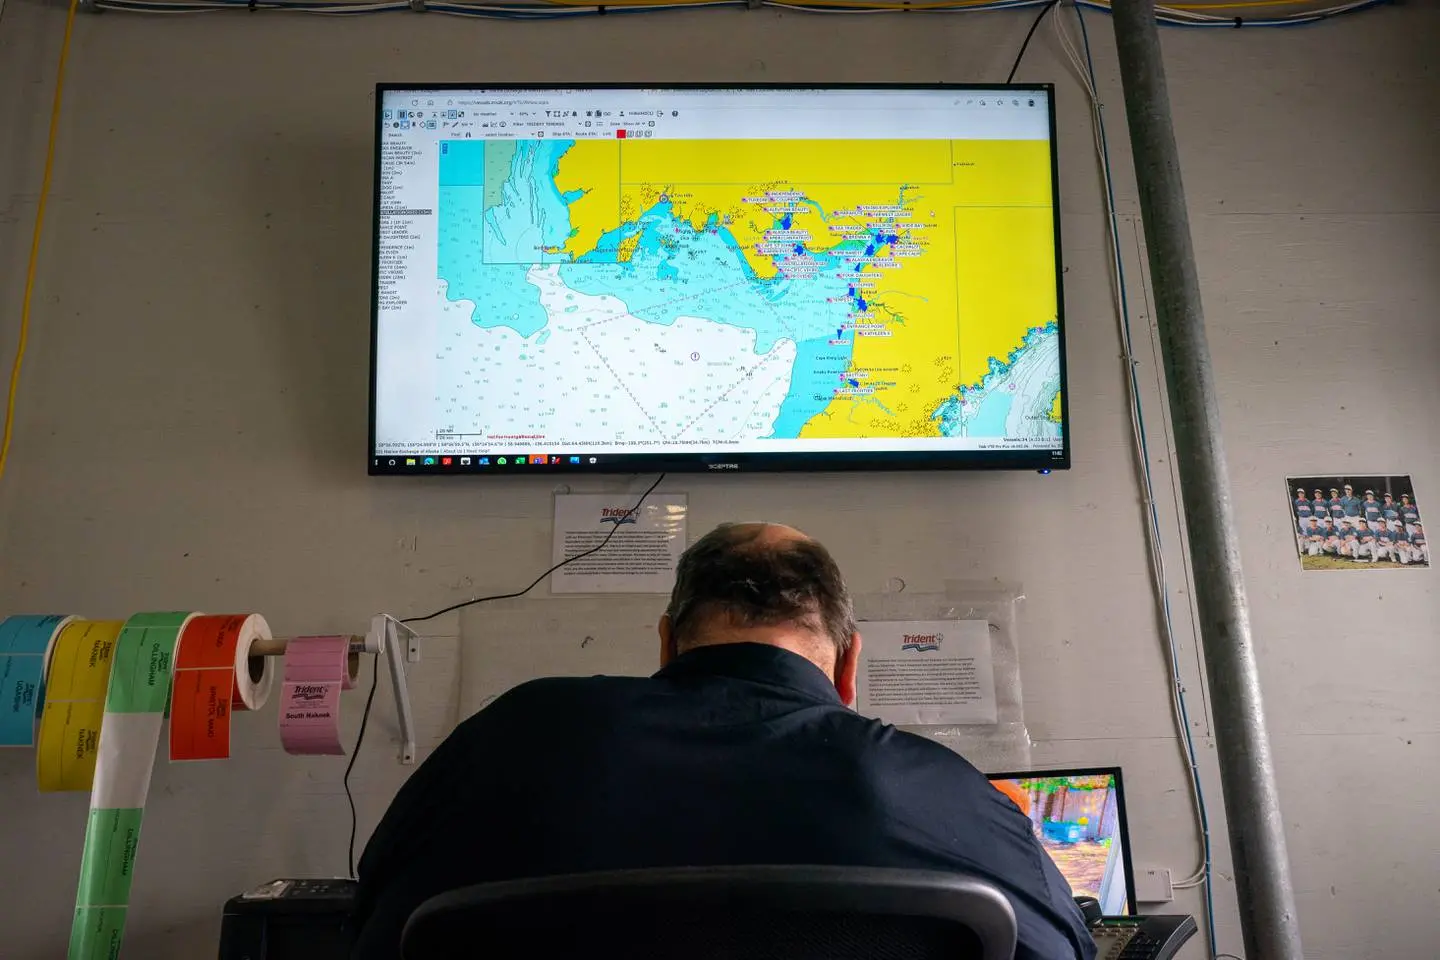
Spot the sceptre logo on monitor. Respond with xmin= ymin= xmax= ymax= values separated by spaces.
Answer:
xmin=901 ymin=633 xmax=943 ymax=652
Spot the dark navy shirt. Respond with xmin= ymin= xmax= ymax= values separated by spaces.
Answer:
xmin=351 ymin=643 xmax=1095 ymax=960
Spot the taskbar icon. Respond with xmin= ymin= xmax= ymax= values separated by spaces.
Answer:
xmin=394 ymin=453 xmax=603 ymax=469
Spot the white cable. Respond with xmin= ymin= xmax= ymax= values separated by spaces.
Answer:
xmin=1053 ymin=3 xmax=1211 ymax=892
xmin=1155 ymin=0 xmax=1378 ymax=23
xmin=1052 ymin=8 xmax=1096 ymax=99
xmin=85 ymin=0 xmax=1391 ymax=20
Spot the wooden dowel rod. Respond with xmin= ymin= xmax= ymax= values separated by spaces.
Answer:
xmin=247 ymin=635 xmax=367 ymax=657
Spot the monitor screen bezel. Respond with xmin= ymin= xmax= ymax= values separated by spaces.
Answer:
xmin=369 ymin=82 xmax=1068 ymax=476
xmin=987 ymin=765 xmax=1137 ymax=915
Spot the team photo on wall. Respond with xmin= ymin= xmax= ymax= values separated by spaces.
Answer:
xmin=1287 ymin=475 xmax=1428 ymax=571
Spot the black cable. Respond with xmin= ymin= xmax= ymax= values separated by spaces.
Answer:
xmin=344 ymin=654 xmax=380 ymax=878
xmin=342 ymin=472 xmax=667 ymax=877
xmin=400 ymin=472 xmax=668 ymax=624
xmin=1004 ymin=0 xmax=1058 ymax=84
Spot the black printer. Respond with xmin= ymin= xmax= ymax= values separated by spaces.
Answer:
xmin=218 ymin=878 xmax=357 ymax=960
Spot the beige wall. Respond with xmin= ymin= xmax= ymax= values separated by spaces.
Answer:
xmin=0 ymin=2 xmax=1436 ymax=957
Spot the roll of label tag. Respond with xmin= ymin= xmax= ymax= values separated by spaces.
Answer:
xmin=169 ymin=614 xmax=274 ymax=761
xmin=278 ymin=635 xmax=359 ymax=756
xmin=70 ymin=611 xmax=195 ymax=960
xmin=0 ymin=614 xmax=73 ymax=746
xmin=37 ymin=620 xmax=124 ymax=792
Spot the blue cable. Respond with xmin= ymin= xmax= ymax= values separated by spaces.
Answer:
xmin=1078 ymin=0 xmax=1393 ymax=28
xmin=92 ymin=0 xmax=1392 ymax=25
xmin=1070 ymin=1 xmax=1220 ymax=955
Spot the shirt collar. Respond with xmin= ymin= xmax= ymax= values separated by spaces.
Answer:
xmin=654 ymin=642 xmax=843 ymax=705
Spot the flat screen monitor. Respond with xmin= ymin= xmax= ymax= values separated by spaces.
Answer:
xmin=988 ymin=767 xmax=1136 ymax=915
xmin=370 ymin=84 xmax=1066 ymax=475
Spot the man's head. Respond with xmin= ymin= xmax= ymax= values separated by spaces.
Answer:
xmin=660 ymin=522 xmax=862 ymax=705
xmin=1329 ymin=488 xmax=1340 ymax=497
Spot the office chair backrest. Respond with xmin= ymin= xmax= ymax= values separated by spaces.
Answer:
xmin=401 ymin=864 xmax=1017 ymax=960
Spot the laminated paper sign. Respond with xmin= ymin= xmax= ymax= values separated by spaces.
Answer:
xmin=551 ymin=493 xmax=687 ymax=593
xmin=857 ymin=620 xmax=998 ymax=726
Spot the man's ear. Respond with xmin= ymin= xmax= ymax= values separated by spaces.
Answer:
xmin=658 ymin=614 xmax=677 ymax=667
xmin=834 ymin=632 xmax=862 ymax=707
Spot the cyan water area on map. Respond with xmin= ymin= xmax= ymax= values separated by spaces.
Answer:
xmin=436 ymin=139 xmax=1051 ymax=439
xmin=438 ymin=138 xmax=866 ymax=437
xmin=438 ymin=140 xmax=549 ymax=337
xmin=566 ymin=197 xmax=870 ymax=437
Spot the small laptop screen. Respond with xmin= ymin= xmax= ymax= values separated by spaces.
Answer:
xmin=988 ymin=768 xmax=1134 ymax=915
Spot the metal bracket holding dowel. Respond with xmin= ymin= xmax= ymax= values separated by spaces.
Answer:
xmin=374 ymin=615 xmax=419 ymax=765
xmin=247 ymin=616 xmax=420 ymax=766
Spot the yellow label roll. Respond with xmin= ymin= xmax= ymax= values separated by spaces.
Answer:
xmin=37 ymin=620 xmax=124 ymax=792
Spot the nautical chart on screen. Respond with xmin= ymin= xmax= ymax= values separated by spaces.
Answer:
xmin=373 ymin=88 xmax=1063 ymax=462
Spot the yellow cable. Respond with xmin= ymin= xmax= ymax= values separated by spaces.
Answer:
xmin=1 ymin=0 xmax=80 ymax=489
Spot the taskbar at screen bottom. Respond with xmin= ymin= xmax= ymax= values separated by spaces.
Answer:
xmin=369 ymin=447 xmax=1069 ymax=475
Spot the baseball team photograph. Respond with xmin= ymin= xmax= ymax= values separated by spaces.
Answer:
xmin=1288 ymin=475 xmax=1428 ymax=571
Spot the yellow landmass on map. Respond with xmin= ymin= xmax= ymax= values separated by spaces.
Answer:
xmin=613 ymin=180 xmax=936 ymax=282
xmin=553 ymin=137 xmax=1056 ymax=439
xmin=801 ymin=140 xmax=1056 ymax=438
xmin=619 ymin=139 xmax=954 ymax=186
xmin=950 ymin=203 xmax=1057 ymax=390
xmin=554 ymin=140 xmax=621 ymax=260
xmin=565 ymin=140 xmax=949 ymax=280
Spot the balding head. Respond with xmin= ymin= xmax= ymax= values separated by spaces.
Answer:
xmin=662 ymin=522 xmax=857 ymax=664
xmin=733 ymin=521 xmax=809 ymax=546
